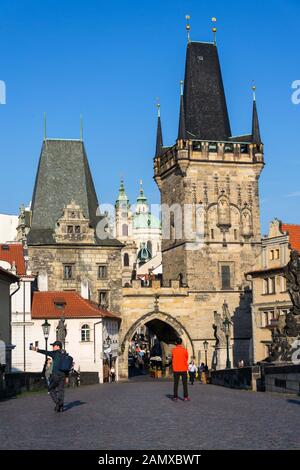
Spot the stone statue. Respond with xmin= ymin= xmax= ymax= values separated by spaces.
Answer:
xmin=241 ymin=208 xmax=252 ymax=237
xmin=285 ymin=250 xmax=300 ymax=316
xmin=217 ymin=195 xmax=231 ymax=228
xmin=213 ymin=310 xmax=227 ymax=348
xmin=56 ymin=316 xmax=67 ymax=347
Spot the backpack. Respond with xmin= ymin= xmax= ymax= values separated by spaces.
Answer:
xmin=58 ymin=352 xmax=73 ymax=374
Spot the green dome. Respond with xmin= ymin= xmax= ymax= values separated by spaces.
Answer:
xmin=133 ymin=213 xmax=161 ymax=230
xmin=137 ymin=243 xmax=152 ymax=265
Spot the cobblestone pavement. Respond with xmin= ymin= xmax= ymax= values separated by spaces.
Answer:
xmin=0 ymin=378 xmax=299 ymax=450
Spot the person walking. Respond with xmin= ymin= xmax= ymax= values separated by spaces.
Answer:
xmin=188 ymin=360 xmax=197 ymax=385
xmin=171 ymin=338 xmax=190 ymax=401
xmin=31 ymin=340 xmax=66 ymax=412
xmin=199 ymin=362 xmax=206 ymax=383
xmin=110 ymin=366 xmax=116 ymax=382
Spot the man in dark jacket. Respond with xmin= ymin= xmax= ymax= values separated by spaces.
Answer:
xmin=31 ymin=340 xmax=65 ymax=412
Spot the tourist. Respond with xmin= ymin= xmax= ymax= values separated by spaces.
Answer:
xmin=171 ymin=338 xmax=190 ymax=401
xmin=188 ymin=360 xmax=197 ymax=385
xmin=199 ymin=362 xmax=206 ymax=383
xmin=31 ymin=340 xmax=67 ymax=412
xmin=110 ymin=366 xmax=116 ymax=382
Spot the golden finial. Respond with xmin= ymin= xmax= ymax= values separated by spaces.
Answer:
xmin=185 ymin=14 xmax=191 ymax=43
xmin=252 ymin=82 xmax=256 ymax=101
xmin=180 ymin=80 xmax=184 ymax=96
xmin=212 ymin=17 xmax=217 ymax=45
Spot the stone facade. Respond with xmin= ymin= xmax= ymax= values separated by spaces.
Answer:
xmin=28 ymin=244 xmax=122 ymax=315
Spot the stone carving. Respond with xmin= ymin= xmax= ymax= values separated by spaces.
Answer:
xmin=217 ymin=194 xmax=231 ymax=229
xmin=241 ymin=206 xmax=253 ymax=238
xmin=267 ymin=250 xmax=300 ymax=362
xmin=56 ymin=316 xmax=67 ymax=347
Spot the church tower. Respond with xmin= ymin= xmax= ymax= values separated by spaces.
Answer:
xmin=154 ymin=40 xmax=264 ymax=292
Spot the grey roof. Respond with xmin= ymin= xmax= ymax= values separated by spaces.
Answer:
xmin=178 ymin=92 xmax=187 ymax=140
xmin=28 ymin=139 xmax=122 ymax=247
xmin=183 ymin=42 xmax=231 ymax=141
xmin=252 ymin=100 xmax=262 ymax=144
xmin=155 ymin=115 xmax=163 ymax=158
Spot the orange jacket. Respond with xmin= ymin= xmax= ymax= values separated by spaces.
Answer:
xmin=172 ymin=345 xmax=188 ymax=372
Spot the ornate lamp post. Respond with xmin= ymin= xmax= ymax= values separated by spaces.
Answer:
xmin=223 ymin=317 xmax=231 ymax=369
xmin=203 ymin=340 xmax=208 ymax=367
xmin=41 ymin=319 xmax=51 ymax=358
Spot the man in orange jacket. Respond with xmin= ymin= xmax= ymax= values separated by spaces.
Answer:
xmin=171 ymin=338 xmax=190 ymax=401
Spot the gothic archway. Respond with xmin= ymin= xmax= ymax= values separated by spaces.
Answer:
xmin=118 ymin=311 xmax=195 ymax=379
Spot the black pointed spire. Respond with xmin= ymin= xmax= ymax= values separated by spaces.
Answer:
xmin=155 ymin=104 xmax=163 ymax=157
xmin=252 ymin=86 xmax=262 ymax=144
xmin=178 ymin=80 xmax=187 ymax=140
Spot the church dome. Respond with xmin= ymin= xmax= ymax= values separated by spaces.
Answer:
xmin=137 ymin=243 xmax=152 ymax=266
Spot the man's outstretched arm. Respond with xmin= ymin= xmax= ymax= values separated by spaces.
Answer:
xmin=31 ymin=347 xmax=56 ymax=358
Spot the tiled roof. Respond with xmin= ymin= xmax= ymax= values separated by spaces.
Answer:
xmin=31 ymin=291 xmax=120 ymax=319
xmin=282 ymin=224 xmax=300 ymax=253
xmin=0 ymin=243 xmax=26 ymax=275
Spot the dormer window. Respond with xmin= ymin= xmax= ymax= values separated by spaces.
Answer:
xmin=240 ymin=144 xmax=248 ymax=154
xmin=54 ymin=300 xmax=66 ymax=309
xmin=1 ymin=245 xmax=9 ymax=251
xmin=193 ymin=141 xmax=202 ymax=151
xmin=224 ymin=143 xmax=233 ymax=153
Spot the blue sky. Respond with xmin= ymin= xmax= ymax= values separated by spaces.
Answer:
xmin=0 ymin=0 xmax=299 ymax=235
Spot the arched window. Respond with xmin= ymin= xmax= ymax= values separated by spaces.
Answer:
xmin=122 ymin=224 xmax=128 ymax=237
xmin=81 ymin=324 xmax=90 ymax=342
xmin=147 ymin=241 xmax=152 ymax=256
xmin=123 ymin=253 xmax=130 ymax=267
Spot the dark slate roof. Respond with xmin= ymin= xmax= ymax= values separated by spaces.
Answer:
xmin=155 ymin=115 xmax=163 ymax=158
xmin=252 ymin=100 xmax=262 ymax=144
xmin=28 ymin=139 xmax=122 ymax=247
xmin=178 ymin=93 xmax=187 ymax=140
xmin=183 ymin=42 xmax=231 ymax=141
xmin=229 ymin=135 xmax=252 ymax=143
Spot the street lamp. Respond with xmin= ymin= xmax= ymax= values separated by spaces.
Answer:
xmin=203 ymin=340 xmax=208 ymax=367
xmin=41 ymin=319 xmax=51 ymax=358
xmin=223 ymin=317 xmax=231 ymax=369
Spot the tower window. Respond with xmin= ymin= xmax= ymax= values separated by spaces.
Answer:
xmin=147 ymin=241 xmax=152 ymax=256
xmin=98 ymin=265 xmax=108 ymax=279
xmin=234 ymin=229 xmax=238 ymax=240
xmin=122 ymin=224 xmax=128 ymax=237
xmin=221 ymin=265 xmax=231 ymax=290
xmin=123 ymin=253 xmax=129 ymax=267
xmin=75 ymin=226 xmax=81 ymax=234
xmin=99 ymin=291 xmax=109 ymax=309
xmin=224 ymin=143 xmax=234 ymax=153
xmin=64 ymin=265 xmax=73 ymax=280
xmin=208 ymin=142 xmax=218 ymax=153
xmin=211 ymin=229 xmax=214 ymax=240
xmin=67 ymin=225 xmax=73 ymax=234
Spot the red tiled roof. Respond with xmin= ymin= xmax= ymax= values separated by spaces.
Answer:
xmin=31 ymin=291 xmax=120 ymax=319
xmin=0 ymin=243 xmax=26 ymax=275
xmin=282 ymin=224 xmax=300 ymax=253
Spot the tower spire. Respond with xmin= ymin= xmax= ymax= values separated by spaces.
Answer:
xmin=177 ymin=80 xmax=187 ymax=140
xmin=155 ymin=102 xmax=163 ymax=157
xmin=252 ymin=85 xmax=262 ymax=144
xmin=212 ymin=17 xmax=217 ymax=45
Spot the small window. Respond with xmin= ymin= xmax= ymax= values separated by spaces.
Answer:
xmin=211 ymin=229 xmax=214 ymax=240
xmin=224 ymin=143 xmax=234 ymax=153
xmin=269 ymin=277 xmax=276 ymax=294
xmin=192 ymin=141 xmax=202 ymax=151
xmin=208 ymin=142 xmax=218 ymax=153
xmin=98 ymin=265 xmax=108 ymax=279
xmin=64 ymin=265 xmax=73 ymax=280
xmin=1 ymin=245 xmax=9 ymax=251
xmin=147 ymin=241 xmax=152 ymax=256
xmin=122 ymin=224 xmax=128 ymax=237
xmin=75 ymin=226 xmax=81 ymax=234
xmin=81 ymin=324 xmax=90 ymax=342
xmin=234 ymin=229 xmax=238 ymax=240
xmin=263 ymin=278 xmax=269 ymax=294
xmin=275 ymin=249 xmax=280 ymax=260
xmin=99 ymin=291 xmax=109 ymax=309
xmin=67 ymin=225 xmax=73 ymax=234
xmin=123 ymin=253 xmax=130 ymax=267
xmin=35 ymin=341 xmax=39 ymax=348
xmin=221 ymin=265 xmax=231 ymax=290
xmin=240 ymin=144 xmax=248 ymax=154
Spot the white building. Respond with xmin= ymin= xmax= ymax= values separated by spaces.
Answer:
xmin=22 ymin=291 xmax=120 ymax=383
xmin=0 ymin=214 xmax=18 ymax=243
xmin=0 ymin=266 xmax=19 ymax=370
xmin=114 ymin=180 xmax=162 ymax=285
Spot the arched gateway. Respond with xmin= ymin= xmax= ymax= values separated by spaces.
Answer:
xmin=118 ymin=310 xmax=195 ymax=380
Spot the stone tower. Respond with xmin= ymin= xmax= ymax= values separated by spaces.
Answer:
xmin=27 ymin=138 xmax=123 ymax=313
xmin=154 ymin=41 xmax=264 ymax=293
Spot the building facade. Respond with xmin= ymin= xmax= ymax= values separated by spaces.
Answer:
xmin=247 ymin=219 xmax=300 ymax=363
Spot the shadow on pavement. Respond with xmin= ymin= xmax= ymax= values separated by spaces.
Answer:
xmin=287 ymin=399 xmax=300 ymax=405
xmin=64 ymin=400 xmax=86 ymax=411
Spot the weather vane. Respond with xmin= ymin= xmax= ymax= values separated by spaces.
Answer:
xmin=180 ymin=80 xmax=184 ymax=96
xmin=212 ymin=17 xmax=217 ymax=45
xmin=186 ymin=15 xmax=191 ymax=43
